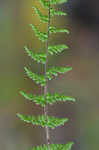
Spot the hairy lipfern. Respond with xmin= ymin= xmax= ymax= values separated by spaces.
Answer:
xmin=17 ymin=0 xmax=76 ymax=150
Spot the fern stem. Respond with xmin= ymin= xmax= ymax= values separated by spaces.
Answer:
xmin=44 ymin=0 xmax=51 ymax=149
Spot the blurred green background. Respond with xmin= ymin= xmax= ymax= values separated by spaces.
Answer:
xmin=0 ymin=0 xmax=99 ymax=150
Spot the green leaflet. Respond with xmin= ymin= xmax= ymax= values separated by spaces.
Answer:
xmin=40 ymin=0 xmax=68 ymax=8
xmin=24 ymin=46 xmax=46 ymax=64
xmin=49 ymin=26 xmax=70 ymax=34
xmin=46 ymin=66 xmax=72 ymax=80
xmin=30 ymin=24 xmax=48 ymax=42
xmin=20 ymin=91 xmax=46 ymax=107
xmin=33 ymin=6 xmax=66 ymax=23
xmin=33 ymin=6 xmax=48 ymax=23
xmin=17 ymin=113 xmax=68 ymax=129
xmin=20 ymin=91 xmax=76 ymax=107
xmin=24 ymin=66 xmax=71 ymax=87
xmin=24 ymin=67 xmax=46 ymax=86
xmin=50 ymin=0 xmax=68 ymax=5
xmin=48 ymin=44 xmax=69 ymax=55
xmin=46 ymin=92 xmax=76 ymax=104
xmin=29 ymin=142 xmax=74 ymax=150
xmin=39 ymin=0 xmax=49 ymax=8
xmin=50 ymin=8 xmax=67 ymax=16
xmin=63 ymin=142 xmax=74 ymax=150
xmin=30 ymin=24 xmax=69 ymax=42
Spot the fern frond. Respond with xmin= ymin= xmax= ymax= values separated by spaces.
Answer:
xmin=33 ymin=6 xmax=48 ymax=23
xmin=49 ymin=26 xmax=69 ymax=34
xmin=46 ymin=66 xmax=72 ymax=80
xmin=20 ymin=91 xmax=75 ymax=107
xmin=50 ymin=8 xmax=67 ymax=16
xmin=19 ymin=0 xmax=76 ymax=148
xmin=24 ymin=67 xmax=46 ymax=86
xmin=48 ymin=44 xmax=69 ymax=55
xmin=17 ymin=113 xmax=68 ymax=129
xmin=29 ymin=142 xmax=74 ymax=150
xmin=24 ymin=66 xmax=71 ymax=86
xmin=30 ymin=24 xmax=48 ymax=42
xmin=24 ymin=46 xmax=46 ymax=64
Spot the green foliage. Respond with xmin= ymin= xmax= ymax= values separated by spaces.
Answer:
xmin=50 ymin=0 xmax=68 ymax=5
xmin=33 ymin=6 xmax=48 ymax=23
xmin=24 ymin=67 xmax=46 ymax=86
xmin=49 ymin=26 xmax=69 ymax=34
xmin=20 ymin=91 xmax=46 ymax=107
xmin=24 ymin=46 xmax=46 ymax=64
xmin=50 ymin=8 xmax=67 ymax=16
xmin=33 ymin=6 xmax=67 ymax=24
xmin=20 ymin=91 xmax=76 ymax=107
xmin=48 ymin=44 xmax=69 ymax=55
xmin=29 ymin=142 xmax=74 ymax=150
xmin=17 ymin=113 xmax=68 ymax=129
xmin=46 ymin=92 xmax=76 ymax=104
xmin=40 ymin=0 xmax=50 ymax=8
xmin=24 ymin=66 xmax=72 ymax=86
xmin=30 ymin=24 xmax=69 ymax=42
xmin=46 ymin=66 xmax=72 ymax=80
xmin=30 ymin=24 xmax=48 ymax=42
xmin=18 ymin=0 xmax=76 ymax=150
xmin=40 ymin=0 xmax=68 ymax=8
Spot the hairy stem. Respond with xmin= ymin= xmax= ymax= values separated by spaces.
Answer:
xmin=44 ymin=0 xmax=51 ymax=149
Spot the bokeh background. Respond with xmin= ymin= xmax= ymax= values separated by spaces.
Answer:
xmin=0 ymin=0 xmax=99 ymax=150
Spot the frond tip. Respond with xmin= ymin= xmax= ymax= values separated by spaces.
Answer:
xmin=29 ymin=142 xmax=74 ymax=150
xmin=17 ymin=113 xmax=68 ymax=129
